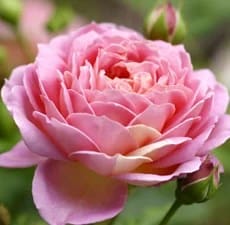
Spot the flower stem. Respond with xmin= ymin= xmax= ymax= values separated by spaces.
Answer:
xmin=158 ymin=200 xmax=182 ymax=225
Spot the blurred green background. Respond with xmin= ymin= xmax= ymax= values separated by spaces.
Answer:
xmin=0 ymin=0 xmax=230 ymax=224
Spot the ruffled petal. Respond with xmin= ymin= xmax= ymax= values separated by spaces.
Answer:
xmin=199 ymin=115 xmax=230 ymax=155
xmin=116 ymin=157 xmax=202 ymax=186
xmin=130 ymin=103 xmax=175 ymax=132
xmin=91 ymin=101 xmax=135 ymax=125
xmin=69 ymin=150 xmax=152 ymax=175
xmin=3 ymin=86 xmax=65 ymax=160
xmin=33 ymin=160 xmax=127 ymax=225
xmin=0 ymin=141 xmax=45 ymax=168
xmin=67 ymin=113 xmax=137 ymax=155
xmin=128 ymin=124 xmax=161 ymax=147
xmin=127 ymin=137 xmax=191 ymax=160
xmin=33 ymin=112 xmax=99 ymax=154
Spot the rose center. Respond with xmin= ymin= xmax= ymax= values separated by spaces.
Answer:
xmin=106 ymin=64 xmax=130 ymax=79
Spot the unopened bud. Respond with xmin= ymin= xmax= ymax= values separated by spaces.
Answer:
xmin=0 ymin=0 xmax=22 ymax=26
xmin=175 ymin=155 xmax=223 ymax=205
xmin=46 ymin=3 xmax=74 ymax=33
xmin=144 ymin=2 xmax=186 ymax=44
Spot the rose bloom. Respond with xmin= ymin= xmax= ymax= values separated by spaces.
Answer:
xmin=0 ymin=23 xmax=230 ymax=225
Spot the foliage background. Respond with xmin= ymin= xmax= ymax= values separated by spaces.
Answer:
xmin=0 ymin=0 xmax=229 ymax=224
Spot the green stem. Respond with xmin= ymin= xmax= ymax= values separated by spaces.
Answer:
xmin=158 ymin=200 xmax=182 ymax=225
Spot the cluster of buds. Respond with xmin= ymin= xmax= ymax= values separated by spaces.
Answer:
xmin=144 ymin=1 xmax=186 ymax=44
xmin=176 ymin=155 xmax=223 ymax=205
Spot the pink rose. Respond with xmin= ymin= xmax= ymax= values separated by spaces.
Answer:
xmin=0 ymin=23 xmax=230 ymax=225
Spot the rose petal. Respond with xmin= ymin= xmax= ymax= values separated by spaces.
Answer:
xmin=67 ymin=113 xmax=137 ymax=155
xmin=33 ymin=160 xmax=128 ymax=225
xmin=1 ymin=66 xmax=25 ymax=112
xmin=199 ymin=115 xmax=230 ymax=155
xmin=68 ymin=89 xmax=94 ymax=114
xmin=70 ymin=150 xmax=152 ymax=175
xmin=116 ymin=157 xmax=202 ymax=186
xmin=163 ymin=117 xmax=201 ymax=138
xmin=128 ymin=124 xmax=161 ymax=147
xmin=153 ymin=124 xmax=215 ymax=167
xmin=128 ymin=137 xmax=191 ymax=160
xmin=23 ymin=65 xmax=45 ymax=112
xmin=130 ymin=103 xmax=175 ymax=131
xmin=33 ymin=112 xmax=99 ymax=154
xmin=212 ymin=83 xmax=229 ymax=116
xmin=86 ymin=89 xmax=151 ymax=114
xmin=0 ymin=141 xmax=45 ymax=168
xmin=91 ymin=101 xmax=136 ymax=125
xmin=3 ymin=86 xmax=65 ymax=160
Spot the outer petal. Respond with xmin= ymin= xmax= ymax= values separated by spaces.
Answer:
xmin=3 ymin=86 xmax=65 ymax=160
xmin=69 ymin=150 xmax=152 ymax=175
xmin=116 ymin=157 xmax=202 ymax=186
xmin=0 ymin=141 xmax=45 ymax=168
xmin=67 ymin=113 xmax=137 ymax=155
xmin=33 ymin=160 xmax=127 ymax=225
xmin=199 ymin=115 xmax=230 ymax=155
xmin=129 ymin=103 xmax=175 ymax=132
xmin=33 ymin=112 xmax=99 ymax=154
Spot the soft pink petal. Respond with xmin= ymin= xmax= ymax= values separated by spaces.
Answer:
xmin=91 ymin=101 xmax=135 ymax=125
xmin=67 ymin=113 xmax=137 ymax=155
xmin=130 ymin=103 xmax=175 ymax=131
xmin=69 ymin=150 xmax=152 ymax=175
xmin=153 ymin=124 xmax=215 ymax=167
xmin=1 ymin=66 xmax=25 ymax=112
xmin=0 ymin=141 xmax=45 ymax=168
xmin=128 ymin=124 xmax=161 ymax=147
xmin=163 ymin=117 xmax=201 ymax=138
xmin=86 ymin=89 xmax=151 ymax=114
xmin=116 ymin=157 xmax=202 ymax=186
xmin=147 ymin=85 xmax=191 ymax=112
xmin=36 ymin=43 xmax=67 ymax=106
xmin=23 ymin=65 xmax=45 ymax=112
xmin=33 ymin=112 xmax=99 ymax=154
xmin=40 ymin=95 xmax=65 ymax=122
xmin=3 ymin=86 xmax=65 ymax=160
xmin=128 ymin=137 xmax=191 ymax=160
xmin=199 ymin=115 xmax=230 ymax=155
xmin=68 ymin=89 xmax=94 ymax=114
xmin=33 ymin=160 xmax=128 ymax=225
xmin=168 ymin=94 xmax=213 ymax=129
xmin=212 ymin=83 xmax=229 ymax=116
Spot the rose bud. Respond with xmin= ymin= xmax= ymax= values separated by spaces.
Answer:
xmin=144 ymin=2 xmax=186 ymax=44
xmin=0 ymin=0 xmax=22 ymax=26
xmin=175 ymin=156 xmax=223 ymax=205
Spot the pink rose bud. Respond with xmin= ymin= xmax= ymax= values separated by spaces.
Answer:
xmin=144 ymin=2 xmax=186 ymax=44
xmin=0 ymin=0 xmax=22 ymax=26
xmin=176 ymin=156 xmax=223 ymax=205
